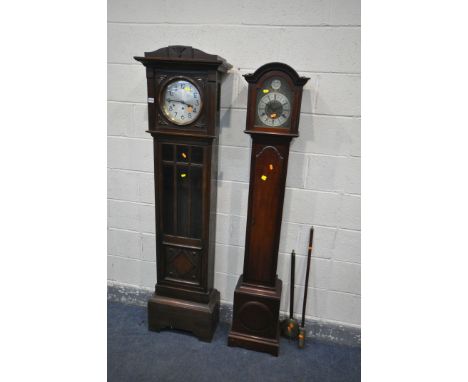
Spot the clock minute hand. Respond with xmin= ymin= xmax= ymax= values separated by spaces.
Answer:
xmin=167 ymin=98 xmax=192 ymax=107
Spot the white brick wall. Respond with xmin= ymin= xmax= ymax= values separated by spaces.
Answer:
xmin=107 ymin=0 xmax=361 ymax=328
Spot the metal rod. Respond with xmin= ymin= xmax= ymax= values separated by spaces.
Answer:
xmin=301 ymin=227 xmax=314 ymax=328
xmin=290 ymin=250 xmax=295 ymax=319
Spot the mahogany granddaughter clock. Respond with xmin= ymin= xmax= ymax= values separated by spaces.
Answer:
xmin=228 ymin=63 xmax=309 ymax=356
xmin=134 ymin=46 xmax=231 ymax=341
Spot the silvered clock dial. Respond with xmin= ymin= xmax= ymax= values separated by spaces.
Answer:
xmin=162 ymin=79 xmax=202 ymax=125
xmin=256 ymin=77 xmax=292 ymax=127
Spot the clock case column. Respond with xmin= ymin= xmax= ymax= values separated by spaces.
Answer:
xmin=134 ymin=46 xmax=231 ymax=342
xmin=227 ymin=63 xmax=309 ymax=355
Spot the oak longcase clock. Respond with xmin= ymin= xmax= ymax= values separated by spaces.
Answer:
xmin=228 ymin=63 xmax=309 ymax=355
xmin=134 ymin=46 xmax=231 ymax=342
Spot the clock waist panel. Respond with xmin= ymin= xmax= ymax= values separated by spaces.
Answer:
xmin=160 ymin=243 xmax=204 ymax=286
xmin=242 ymin=143 xmax=286 ymax=284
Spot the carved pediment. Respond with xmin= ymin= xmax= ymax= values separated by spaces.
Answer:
xmin=134 ymin=45 xmax=232 ymax=72
xmin=146 ymin=45 xmax=210 ymax=59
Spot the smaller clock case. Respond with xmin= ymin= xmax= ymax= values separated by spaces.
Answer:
xmin=228 ymin=63 xmax=309 ymax=356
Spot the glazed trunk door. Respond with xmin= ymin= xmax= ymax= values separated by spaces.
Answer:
xmin=160 ymin=143 xmax=204 ymax=239
xmin=159 ymin=142 xmax=205 ymax=286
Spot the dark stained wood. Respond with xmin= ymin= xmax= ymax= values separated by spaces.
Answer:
xmin=134 ymin=46 xmax=231 ymax=342
xmin=228 ymin=63 xmax=309 ymax=356
xmin=243 ymin=135 xmax=292 ymax=286
xmin=228 ymin=276 xmax=282 ymax=356
xmin=148 ymin=289 xmax=220 ymax=342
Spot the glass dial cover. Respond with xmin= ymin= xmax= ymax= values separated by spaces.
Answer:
xmin=257 ymin=92 xmax=291 ymax=127
xmin=162 ymin=79 xmax=202 ymax=125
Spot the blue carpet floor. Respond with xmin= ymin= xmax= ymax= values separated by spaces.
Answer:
xmin=108 ymin=302 xmax=360 ymax=382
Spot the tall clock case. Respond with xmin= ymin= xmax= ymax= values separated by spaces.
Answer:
xmin=150 ymin=72 xmax=223 ymax=302
xmin=135 ymin=46 xmax=231 ymax=341
xmin=153 ymin=72 xmax=215 ymax=298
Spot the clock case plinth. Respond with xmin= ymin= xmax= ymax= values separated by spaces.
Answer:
xmin=134 ymin=46 xmax=231 ymax=342
xmin=227 ymin=63 xmax=309 ymax=355
xmin=228 ymin=276 xmax=282 ymax=356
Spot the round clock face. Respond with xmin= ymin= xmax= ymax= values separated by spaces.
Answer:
xmin=162 ymin=79 xmax=202 ymax=125
xmin=257 ymin=91 xmax=291 ymax=127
